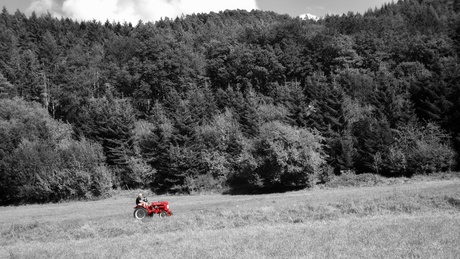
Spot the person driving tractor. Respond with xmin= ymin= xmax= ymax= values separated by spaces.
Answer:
xmin=133 ymin=193 xmax=173 ymax=219
xmin=136 ymin=193 xmax=148 ymax=206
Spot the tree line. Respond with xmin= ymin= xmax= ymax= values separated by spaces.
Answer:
xmin=1 ymin=0 xmax=460 ymax=204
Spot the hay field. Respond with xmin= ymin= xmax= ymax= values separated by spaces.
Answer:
xmin=1 ymin=179 xmax=460 ymax=258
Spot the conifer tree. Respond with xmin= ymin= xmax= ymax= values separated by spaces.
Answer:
xmin=74 ymin=97 xmax=136 ymax=186
xmin=0 ymin=72 xmax=15 ymax=98
xmin=352 ymin=117 xmax=394 ymax=174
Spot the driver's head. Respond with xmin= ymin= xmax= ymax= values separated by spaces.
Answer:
xmin=138 ymin=193 xmax=142 ymax=198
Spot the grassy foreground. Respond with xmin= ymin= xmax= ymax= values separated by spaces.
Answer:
xmin=1 ymin=179 xmax=460 ymax=258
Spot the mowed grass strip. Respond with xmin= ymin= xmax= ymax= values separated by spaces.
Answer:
xmin=1 ymin=179 xmax=459 ymax=258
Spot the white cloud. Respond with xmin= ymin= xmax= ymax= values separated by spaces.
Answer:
xmin=299 ymin=13 xmax=319 ymax=21
xmin=26 ymin=0 xmax=59 ymax=15
xmin=28 ymin=0 xmax=259 ymax=23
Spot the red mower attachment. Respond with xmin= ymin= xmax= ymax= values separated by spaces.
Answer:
xmin=134 ymin=200 xmax=173 ymax=219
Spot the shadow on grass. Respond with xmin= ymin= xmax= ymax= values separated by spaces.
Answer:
xmin=223 ymin=184 xmax=306 ymax=195
xmin=446 ymin=197 xmax=460 ymax=208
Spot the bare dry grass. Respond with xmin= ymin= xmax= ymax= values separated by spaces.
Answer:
xmin=1 ymin=179 xmax=460 ymax=258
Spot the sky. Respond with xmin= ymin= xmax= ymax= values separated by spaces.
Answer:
xmin=1 ymin=0 xmax=392 ymax=23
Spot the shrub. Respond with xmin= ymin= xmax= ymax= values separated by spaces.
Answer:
xmin=388 ymin=123 xmax=455 ymax=175
xmin=324 ymin=171 xmax=390 ymax=188
xmin=124 ymin=156 xmax=156 ymax=188
xmin=184 ymin=173 xmax=223 ymax=194
xmin=0 ymin=98 xmax=111 ymax=205
xmin=231 ymin=121 xmax=326 ymax=192
xmin=58 ymin=138 xmax=112 ymax=198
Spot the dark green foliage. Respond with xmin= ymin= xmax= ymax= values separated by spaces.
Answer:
xmin=390 ymin=123 xmax=456 ymax=175
xmin=303 ymin=73 xmax=347 ymax=173
xmin=75 ymin=98 xmax=135 ymax=164
xmin=194 ymin=109 xmax=246 ymax=192
xmin=73 ymin=97 xmax=137 ymax=188
xmin=230 ymin=121 xmax=326 ymax=193
xmin=0 ymin=72 xmax=15 ymax=98
xmin=140 ymin=123 xmax=201 ymax=193
xmin=215 ymin=87 xmax=260 ymax=138
xmin=373 ymin=68 xmax=417 ymax=128
xmin=304 ymin=73 xmax=344 ymax=132
xmin=0 ymin=98 xmax=111 ymax=205
xmin=267 ymin=82 xmax=310 ymax=126
xmin=352 ymin=117 xmax=394 ymax=174
xmin=453 ymin=18 xmax=460 ymax=55
xmin=1 ymin=0 xmax=460 ymax=200
xmin=140 ymin=98 xmax=208 ymax=193
xmin=206 ymin=42 xmax=285 ymax=93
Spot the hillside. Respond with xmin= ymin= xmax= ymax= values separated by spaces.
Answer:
xmin=1 ymin=178 xmax=459 ymax=258
xmin=1 ymin=0 xmax=460 ymax=203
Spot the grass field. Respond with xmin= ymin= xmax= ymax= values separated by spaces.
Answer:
xmin=1 ymin=178 xmax=460 ymax=258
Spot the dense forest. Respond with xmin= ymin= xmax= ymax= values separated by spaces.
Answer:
xmin=1 ymin=0 xmax=460 ymax=204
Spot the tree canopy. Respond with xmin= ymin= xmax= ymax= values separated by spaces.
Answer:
xmin=1 ymin=0 xmax=459 ymax=201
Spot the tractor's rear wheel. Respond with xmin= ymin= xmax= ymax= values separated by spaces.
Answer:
xmin=134 ymin=208 xmax=148 ymax=219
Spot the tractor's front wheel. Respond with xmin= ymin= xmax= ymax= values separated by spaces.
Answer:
xmin=159 ymin=211 xmax=167 ymax=218
xmin=134 ymin=208 xmax=148 ymax=219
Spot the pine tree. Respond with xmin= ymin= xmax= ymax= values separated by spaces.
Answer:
xmin=455 ymin=0 xmax=460 ymax=12
xmin=268 ymin=82 xmax=308 ymax=127
xmin=185 ymin=83 xmax=218 ymax=126
xmin=304 ymin=73 xmax=344 ymax=133
xmin=352 ymin=117 xmax=394 ymax=174
xmin=74 ymin=98 xmax=136 ymax=176
xmin=410 ymin=76 xmax=447 ymax=123
xmin=0 ymin=72 xmax=15 ymax=98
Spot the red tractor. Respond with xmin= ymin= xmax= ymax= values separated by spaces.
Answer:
xmin=133 ymin=198 xmax=173 ymax=219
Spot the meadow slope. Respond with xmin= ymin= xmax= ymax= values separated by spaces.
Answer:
xmin=1 ymin=179 xmax=460 ymax=258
